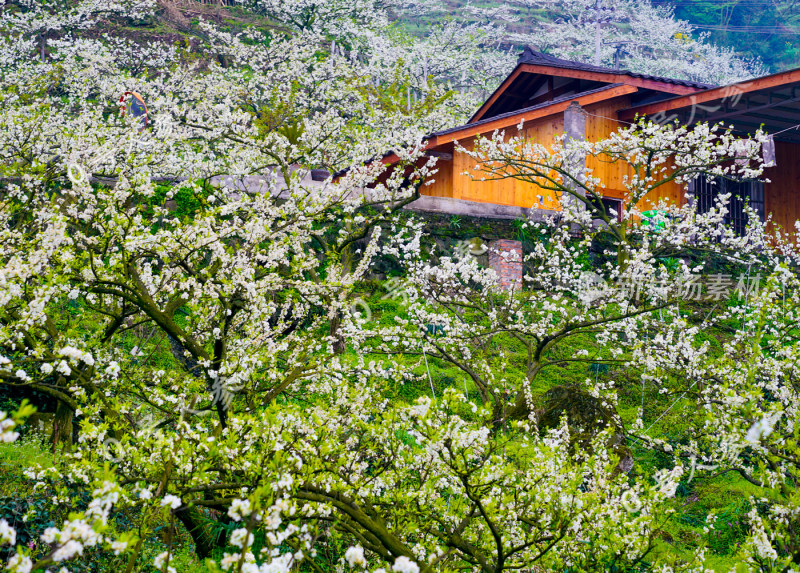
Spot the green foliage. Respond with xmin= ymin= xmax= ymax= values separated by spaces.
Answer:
xmin=670 ymin=1 xmax=800 ymax=72
xmin=0 ymin=492 xmax=57 ymax=564
xmin=356 ymin=71 xmax=456 ymax=118
xmin=511 ymin=217 xmax=527 ymax=242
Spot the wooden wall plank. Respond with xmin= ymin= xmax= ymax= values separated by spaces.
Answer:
xmin=765 ymin=142 xmax=800 ymax=240
xmin=422 ymin=144 xmax=455 ymax=198
xmin=423 ymin=94 xmax=687 ymax=214
xmin=447 ymin=119 xmax=565 ymax=208
xmin=584 ymin=98 xmax=684 ymax=213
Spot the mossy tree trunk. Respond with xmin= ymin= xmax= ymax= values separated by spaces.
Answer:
xmin=51 ymin=399 xmax=73 ymax=451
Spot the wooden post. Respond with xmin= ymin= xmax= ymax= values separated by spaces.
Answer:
xmin=564 ymin=101 xmax=588 ymax=233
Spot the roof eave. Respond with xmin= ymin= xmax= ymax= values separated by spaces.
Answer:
xmin=619 ymin=67 xmax=800 ymax=122
xmin=470 ymin=63 xmax=708 ymax=124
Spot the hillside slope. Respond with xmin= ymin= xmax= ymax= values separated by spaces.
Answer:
xmin=670 ymin=0 xmax=800 ymax=72
xmin=395 ymin=0 xmax=800 ymax=74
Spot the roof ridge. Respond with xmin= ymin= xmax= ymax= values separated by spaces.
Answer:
xmin=517 ymin=46 xmax=716 ymax=89
xmin=518 ymin=46 xmax=614 ymax=73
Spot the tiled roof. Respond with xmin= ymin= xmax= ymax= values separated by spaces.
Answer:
xmin=431 ymin=83 xmax=627 ymax=138
xmin=518 ymin=46 xmax=716 ymax=90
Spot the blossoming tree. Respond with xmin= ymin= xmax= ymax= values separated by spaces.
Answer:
xmin=1 ymin=1 xmax=799 ymax=572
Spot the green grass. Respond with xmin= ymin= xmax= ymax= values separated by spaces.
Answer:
xmin=0 ymin=434 xmax=53 ymax=471
xmin=649 ymin=472 xmax=776 ymax=570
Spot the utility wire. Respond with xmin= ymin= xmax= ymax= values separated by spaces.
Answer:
xmin=632 ymin=380 xmax=699 ymax=446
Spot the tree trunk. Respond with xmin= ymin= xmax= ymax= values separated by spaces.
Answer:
xmin=175 ymin=506 xmax=226 ymax=559
xmin=329 ymin=314 xmax=346 ymax=355
xmin=51 ymin=400 xmax=73 ymax=451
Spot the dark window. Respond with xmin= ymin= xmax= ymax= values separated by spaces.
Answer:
xmin=692 ymin=175 xmax=765 ymax=236
xmin=588 ymin=195 xmax=623 ymax=222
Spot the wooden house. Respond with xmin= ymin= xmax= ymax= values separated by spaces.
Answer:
xmin=390 ymin=47 xmax=800 ymax=239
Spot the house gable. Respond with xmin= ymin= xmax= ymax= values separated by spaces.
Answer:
xmin=471 ymin=47 xmax=713 ymax=123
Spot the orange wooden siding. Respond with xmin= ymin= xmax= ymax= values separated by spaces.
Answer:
xmin=423 ymin=145 xmax=454 ymax=198
xmin=585 ymin=98 xmax=631 ymax=201
xmin=583 ymin=98 xmax=684 ymax=211
xmin=518 ymin=116 xmax=564 ymax=210
xmin=423 ymin=96 xmax=686 ymax=213
xmin=450 ymin=117 xmax=564 ymax=208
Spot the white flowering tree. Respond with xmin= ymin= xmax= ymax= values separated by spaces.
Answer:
xmin=240 ymin=0 xmax=391 ymax=39
xmin=429 ymin=118 xmax=800 ymax=568
xmin=0 ymin=7 xmax=437 ymax=568
xmin=510 ymin=0 xmax=764 ymax=84
xmin=0 ymin=0 xmax=157 ymax=63
xmin=1 ymin=1 xmax=800 ymax=573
